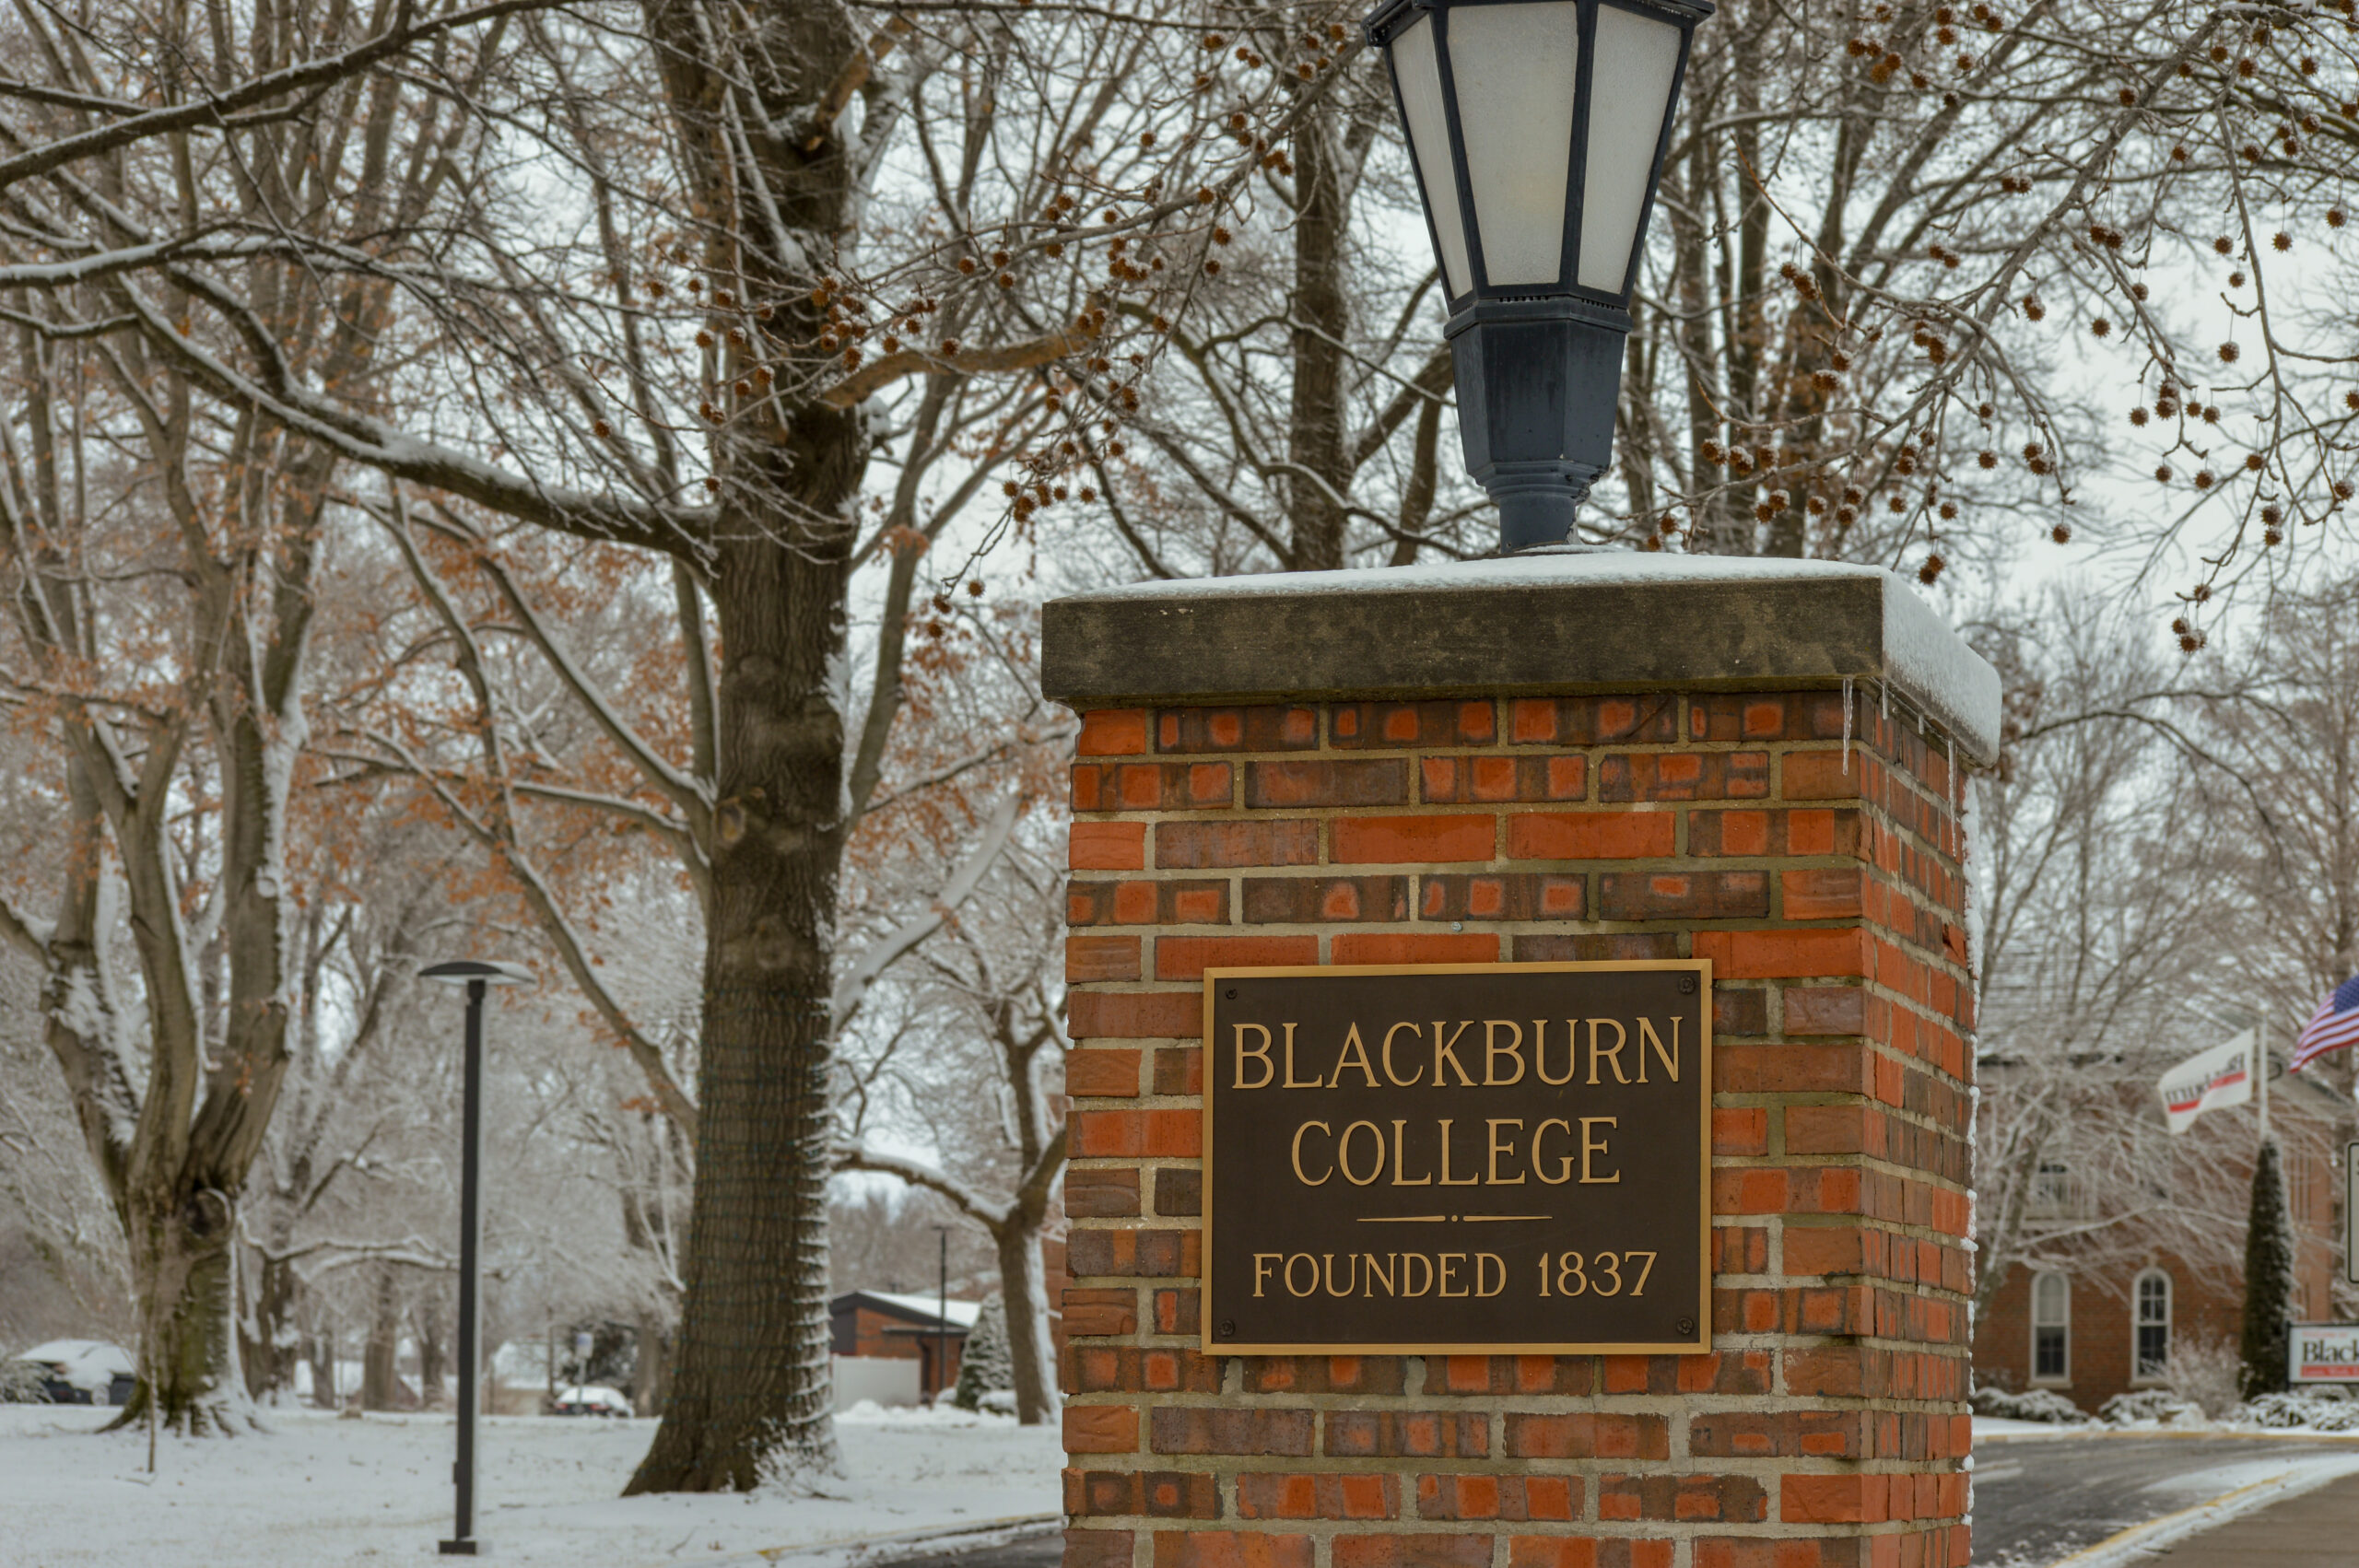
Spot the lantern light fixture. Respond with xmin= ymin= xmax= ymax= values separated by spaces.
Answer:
xmin=1367 ymin=0 xmax=1713 ymax=553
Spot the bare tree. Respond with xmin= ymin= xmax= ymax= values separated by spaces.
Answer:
xmin=1622 ymin=0 xmax=2359 ymax=602
xmin=1091 ymin=45 xmax=1478 ymax=576
xmin=838 ymin=846 xmax=1070 ymax=1424
xmin=2197 ymin=578 xmax=2359 ymax=1075
xmin=1968 ymin=589 xmax=2236 ymax=1321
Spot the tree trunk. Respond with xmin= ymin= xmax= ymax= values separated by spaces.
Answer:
xmin=993 ymin=1219 xmax=1057 ymax=1426
xmin=362 ymin=1268 xmax=400 ymax=1411
xmin=417 ymin=1305 xmax=448 ymax=1410
xmin=626 ymin=516 xmax=862 ymax=1490
xmin=621 ymin=0 xmax=866 ymax=1494
xmin=1285 ymin=94 xmax=1353 ymax=572
xmin=242 ymin=1247 xmax=300 ymax=1402
xmin=304 ymin=1328 xmax=338 ymax=1410
xmin=112 ymin=1188 xmax=250 ymax=1433
xmin=634 ymin=1313 xmax=671 ymax=1418
xmin=1668 ymin=134 xmax=1746 ymax=556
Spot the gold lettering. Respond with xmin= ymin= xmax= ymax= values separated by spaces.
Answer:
xmin=1290 ymin=1121 xmax=1333 ymax=1186
xmin=1433 ymin=1021 xmax=1476 ymax=1086
xmin=1391 ymin=1118 xmax=1432 ymax=1186
xmin=1234 ymin=1024 xmax=1274 ymax=1089
xmin=1486 ymin=1118 xmax=1526 ymax=1185
xmin=1484 ymin=1021 xmax=1527 ymax=1085
xmin=1285 ymin=1254 xmax=1319 ymax=1297
xmin=1381 ymin=1023 xmax=1425 ymax=1086
xmin=1532 ymin=1118 xmax=1574 ymax=1184
xmin=1438 ymin=1253 xmax=1468 ymax=1296
xmin=1638 ymin=1016 xmax=1682 ymax=1083
xmin=1400 ymin=1252 xmax=1434 ymax=1296
xmin=1364 ymin=1253 xmax=1396 ymax=1296
xmin=1282 ymin=1023 xmax=1321 ymax=1088
xmin=1579 ymin=1117 xmax=1621 ymax=1184
xmin=1322 ymin=1253 xmax=1357 ymax=1297
xmin=1587 ymin=1018 xmax=1630 ymax=1084
xmin=1330 ymin=1024 xmax=1379 ymax=1088
xmin=1337 ymin=1121 xmax=1385 ymax=1186
xmin=1476 ymin=1253 xmax=1506 ymax=1297
xmin=1253 ymin=1253 xmax=1281 ymax=1297
xmin=1536 ymin=1020 xmax=1577 ymax=1085
xmin=1438 ymin=1119 xmax=1480 ymax=1186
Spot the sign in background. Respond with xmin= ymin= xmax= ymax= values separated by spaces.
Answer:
xmin=2288 ymin=1322 xmax=2359 ymax=1384
xmin=2346 ymin=1142 xmax=2358 ymax=1287
xmin=1202 ymin=961 xmax=1710 ymax=1355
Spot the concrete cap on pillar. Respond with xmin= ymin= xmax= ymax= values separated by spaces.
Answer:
xmin=1042 ymin=553 xmax=2001 ymax=766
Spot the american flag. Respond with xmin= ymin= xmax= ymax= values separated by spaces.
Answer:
xmin=2288 ymin=976 xmax=2359 ymax=1074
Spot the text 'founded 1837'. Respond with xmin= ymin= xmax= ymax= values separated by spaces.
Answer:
xmin=1202 ymin=962 xmax=1711 ymax=1355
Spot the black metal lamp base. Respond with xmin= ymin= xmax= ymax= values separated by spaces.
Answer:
xmin=1447 ymin=296 xmax=1631 ymax=556
xmin=439 ymin=1539 xmax=482 ymax=1555
xmin=1493 ymin=486 xmax=1583 ymax=553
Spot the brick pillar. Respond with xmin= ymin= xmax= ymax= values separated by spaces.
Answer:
xmin=1046 ymin=561 xmax=1998 ymax=1568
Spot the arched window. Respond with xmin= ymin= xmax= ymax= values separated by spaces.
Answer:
xmin=2135 ymin=1270 xmax=2172 ymax=1380
xmin=2032 ymin=1271 xmax=2070 ymax=1382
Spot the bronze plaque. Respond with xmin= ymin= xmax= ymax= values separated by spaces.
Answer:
xmin=1201 ymin=961 xmax=1710 ymax=1355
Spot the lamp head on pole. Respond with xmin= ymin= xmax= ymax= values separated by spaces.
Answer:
xmin=1367 ymin=0 xmax=1712 ymax=553
xmin=421 ymin=959 xmax=536 ymax=989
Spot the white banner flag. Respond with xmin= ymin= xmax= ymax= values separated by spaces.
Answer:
xmin=2159 ymin=1030 xmax=2257 ymax=1134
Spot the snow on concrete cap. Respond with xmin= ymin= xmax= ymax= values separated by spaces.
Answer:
xmin=1042 ymin=551 xmax=2001 ymax=765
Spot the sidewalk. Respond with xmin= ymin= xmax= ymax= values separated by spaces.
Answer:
xmin=2142 ymin=1469 xmax=2359 ymax=1565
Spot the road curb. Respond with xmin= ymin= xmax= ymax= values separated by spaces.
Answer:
xmin=695 ymin=1512 xmax=1061 ymax=1568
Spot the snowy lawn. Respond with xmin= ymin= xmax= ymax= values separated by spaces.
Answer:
xmin=1973 ymin=1414 xmax=2359 ymax=1443
xmin=0 ymin=1401 xmax=1062 ymax=1568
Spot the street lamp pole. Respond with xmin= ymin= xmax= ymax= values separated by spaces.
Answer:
xmin=934 ymin=1224 xmax=951 ymax=1405
xmin=422 ymin=959 xmax=533 ymax=1558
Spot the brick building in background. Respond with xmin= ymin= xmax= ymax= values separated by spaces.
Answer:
xmin=1972 ymin=1071 xmax=2346 ymax=1412
xmin=1046 ymin=556 xmax=2000 ymax=1568
xmin=831 ymin=1234 xmax=1074 ymax=1403
xmin=831 ymin=1290 xmax=977 ymax=1400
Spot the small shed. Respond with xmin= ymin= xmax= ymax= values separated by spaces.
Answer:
xmin=828 ymin=1290 xmax=979 ymax=1400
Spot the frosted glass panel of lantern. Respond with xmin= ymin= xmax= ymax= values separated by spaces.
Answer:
xmin=1390 ymin=15 xmax=1473 ymax=297
xmin=1449 ymin=2 xmax=1579 ymax=286
xmin=1576 ymin=4 xmax=1682 ymax=292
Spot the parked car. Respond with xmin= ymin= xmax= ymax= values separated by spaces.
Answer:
xmin=548 ymin=1384 xmax=632 ymax=1418
xmin=6 ymin=1340 xmax=135 ymax=1405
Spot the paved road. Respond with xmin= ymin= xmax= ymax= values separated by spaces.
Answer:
xmin=864 ymin=1434 xmax=2359 ymax=1568
xmin=1972 ymin=1433 xmax=2359 ymax=1566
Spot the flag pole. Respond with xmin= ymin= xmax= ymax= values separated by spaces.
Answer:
xmin=2258 ymin=1012 xmax=2271 ymax=1145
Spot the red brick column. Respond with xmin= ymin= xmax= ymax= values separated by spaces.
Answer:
xmin=1058 ymin=684 xmax=1975 ymax=1568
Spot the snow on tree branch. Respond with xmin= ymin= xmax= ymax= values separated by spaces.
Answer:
xmin=829 ymin=790 xmax=1022 ymax=1036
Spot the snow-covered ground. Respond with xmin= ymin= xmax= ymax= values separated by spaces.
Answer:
xmin=0 ymin=1401 xmax=1061 ymax=1568
xmin=1973 ymin=1411 xmax=2359 ymax=1443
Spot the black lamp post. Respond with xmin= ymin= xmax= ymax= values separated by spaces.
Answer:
xmin=420 ymin=957 xmax=534 ymax=1558
xmin=1367 ymin=0 xmax=1713 ymax=553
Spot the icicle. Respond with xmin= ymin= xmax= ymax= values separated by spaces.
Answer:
xmin=1946 ymin=734 xmax=1960 ymax=859
xmin=1841 ymin=675 xmax=1854 ymax=774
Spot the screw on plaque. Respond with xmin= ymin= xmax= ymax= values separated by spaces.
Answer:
xmin=1676 ymin=1316 xmax=1696 ymax=1336
xmin=1219 ymin=1319 xmax=1237 ymax=1338
xmin=1225 ymin=988 xmax=1238 ymax=1000
xmin=1678 ymin=973 xmax=1698 ymax=995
